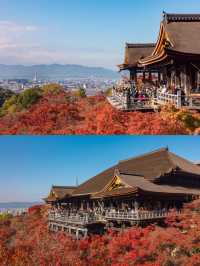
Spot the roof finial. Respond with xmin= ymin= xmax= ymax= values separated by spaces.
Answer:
xmin=163 ymin=11 xmax=167 ymax=22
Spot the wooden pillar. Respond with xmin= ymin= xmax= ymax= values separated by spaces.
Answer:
xmin=134 ymin=200 xmax=139 ymax=211
xmin=84 ymin=229 xmax=88 ymax=239
xmin=143 ymin=71 xmax=145 ymax=81
xmin=69 ymin=227 xmax=71 ymax=234
xmin=158 ymin=72 xmax=161 ymax=83
xmin=76 ymin=229 xmax=79 ymax=240
xmin=175 ymin=68 xmax=181 ymax=88
xmin=197 ymin=71 xmax=200 ymax=88
xmin=180 ymin=65 xmax=187 ymax=94
xmin=149 ymin=71 xmax=152 ymax=81
xmin=186 ymin=64 xmax=192 ymax=96
xmin=171 ymin=69 xmax=176 ymax=89
xmin=163 ymin=67 xmax=168 ymax=86
xmin=130 ymin=69 xmax=136 ymax=82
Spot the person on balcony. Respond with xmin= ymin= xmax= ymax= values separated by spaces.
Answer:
xmin=161 ymin=84 xmax=167 ymax=94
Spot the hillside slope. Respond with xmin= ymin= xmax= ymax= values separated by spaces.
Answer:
xmin=1 ymin=200 xmax=200 ymax=265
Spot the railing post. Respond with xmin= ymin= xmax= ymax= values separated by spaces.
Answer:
xmin=189 ymin=96 xmax=193 ymax=108
xmin=76 ymin=229 xmax=79 ymax=240
xmin=177 ymin=90 xmax=182 ymax=108
xmin=123 ymin=90 xmax=129 ymax=109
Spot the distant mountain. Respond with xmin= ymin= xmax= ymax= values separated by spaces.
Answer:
xmin=0 ymin=64 xmax=119 ymax=80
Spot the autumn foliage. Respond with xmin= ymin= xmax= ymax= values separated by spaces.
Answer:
xmin=1 ymin=200 xmax=200 ymax=266
xmin=0 ymin=86 xmax=200 ymax=135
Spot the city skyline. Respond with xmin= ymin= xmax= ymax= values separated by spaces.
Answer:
xmin=0 ymin=136 xmax=200 ymax=202
xmin=0 ymin=0 xmax=200 ymax=69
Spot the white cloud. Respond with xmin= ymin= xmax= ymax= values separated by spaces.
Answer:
xmin=0 ymin=21 xmax=37 ymax=32
xmin=0 ymin=21 xmax=38 ymax=50
xmin=0 ymin=20 xmax=119 ymax=68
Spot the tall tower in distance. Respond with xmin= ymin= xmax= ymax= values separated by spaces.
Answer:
xmin=33 ymin=72 xmax=38 ymax=82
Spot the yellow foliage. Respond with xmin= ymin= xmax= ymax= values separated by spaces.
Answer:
xmin=42 ymin=83 xmax=64 ymax=95
xmin=160 ymin=104 xmax=200 ymax=133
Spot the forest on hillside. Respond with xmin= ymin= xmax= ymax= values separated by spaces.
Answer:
xmin=0 ymin=84 xmax=200 ymax=135
xmin=1 ymin=200 xmax=200 ymax=266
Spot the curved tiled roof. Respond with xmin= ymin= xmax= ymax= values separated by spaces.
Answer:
xmin=120 ymin=174 xmax=200 ymax=196
xmin=72 ymin=165 xmax=117 ymax=196
xmin=49 ymin=186 xmax=76 ymax=200
xmin=165 ymin=20 xmax=200 ymax=55
xmin=118 ymin=43 xmax=155 ymax=70
xmin=72 ymin=148 xmax=200 ymax=197
xmin=139 ymin=13 xmax=200 ymax=66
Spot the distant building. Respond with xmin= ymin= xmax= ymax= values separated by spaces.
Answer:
xmin=33 ymin=72 xmax=38 ymax=83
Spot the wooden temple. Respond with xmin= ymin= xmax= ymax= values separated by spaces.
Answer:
xmin=109 ymin=12 xmax=200 ymax=111
xmin=118 ymin=43 xmax=156 ymax=82
xmin=45 ymin=148 xmax=200 ymax=238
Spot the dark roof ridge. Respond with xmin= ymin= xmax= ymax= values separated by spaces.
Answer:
xmin=52 ymin=185 xmax=76 ymax=189
xmin=119 ymin=147 xmax=169 ymax=164
xmin=163 ymin=12 xmax=200 ymax=23
xmin=126 ymin=43 xmax=155 ymax=48
xmin=118 ymin=172 xmax=144 ymax=177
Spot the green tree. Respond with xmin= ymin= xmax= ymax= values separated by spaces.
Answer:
xmin=1 ymin=88 xmax=41 ymax=115
xmin=1 ymin=94 xmax=19 ymax=115
xmin=18 ymin=88 xmax=41 ymax=109
xmin=78 ymin=87 xmax=87 ymax=98
xmin=0 ymin=88 xmax=16 ymax=107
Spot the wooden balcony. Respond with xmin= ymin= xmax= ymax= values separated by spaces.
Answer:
xmin=108 ymin=85 xmax=200 ymax=111
xmin=49 ymin=212 xmax=102 ymax=226
xmin=156 ymin=91 xmax=181 ymax=107
xmin=156 ymin=91 xmax=200 ymax=110
xmin=105 ymin=210 xmax=171 ymax=221
xmin=48 ymin=209 xmax=178 ymax=227
xmin=108 ymin=88 xmax=155 ymax=111
xmin=48 ymin=209 xmax=180 ymax=238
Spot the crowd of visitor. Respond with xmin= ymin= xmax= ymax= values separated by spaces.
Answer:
xmin=112 ymin=77 xmax=195 ymax=108
xmin=49 ymin=200 xmax=181 ymax=223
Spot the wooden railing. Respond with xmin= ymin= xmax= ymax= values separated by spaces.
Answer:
xmin=112 ymin=88 xmax=153 ymax=110
xmin=188 ymin=95 xmax=200 ymax=109
xmin=112 ymin=84 xmax=200 ymax=110
xmin=49 ymin=212 xmax=101 ymax=225
xmin=156 ymin=91 xmax=181 ymax=108
xmin=49 ymin=209 xmax=179 ymax=225
xmin=112 ymin=89 xmax=129 ymax=109
xmin=104 ymin=210 xmax=170 ymax=221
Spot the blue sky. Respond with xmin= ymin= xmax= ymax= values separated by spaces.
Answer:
xmin=0 ymin=136 xmax=200 ymax=202
xmin=0 ymin=0 xmax=200 ymax=68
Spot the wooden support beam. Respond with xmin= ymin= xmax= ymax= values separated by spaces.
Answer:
xmin=76 ymin=229 xmax=79 ymax=240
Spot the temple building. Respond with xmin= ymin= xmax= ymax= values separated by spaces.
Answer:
xmin=118 ymin=43 xmax=156 ymax=83
xmin=139 ymin=13 xmax=200 ymax=95
xmin=44 ymin=186 xmax=76 ymax=205
xmin=110 ymin=12 xmax=200 ymax=111
xmin=45 ymin=148 xmax=200 ymax=238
